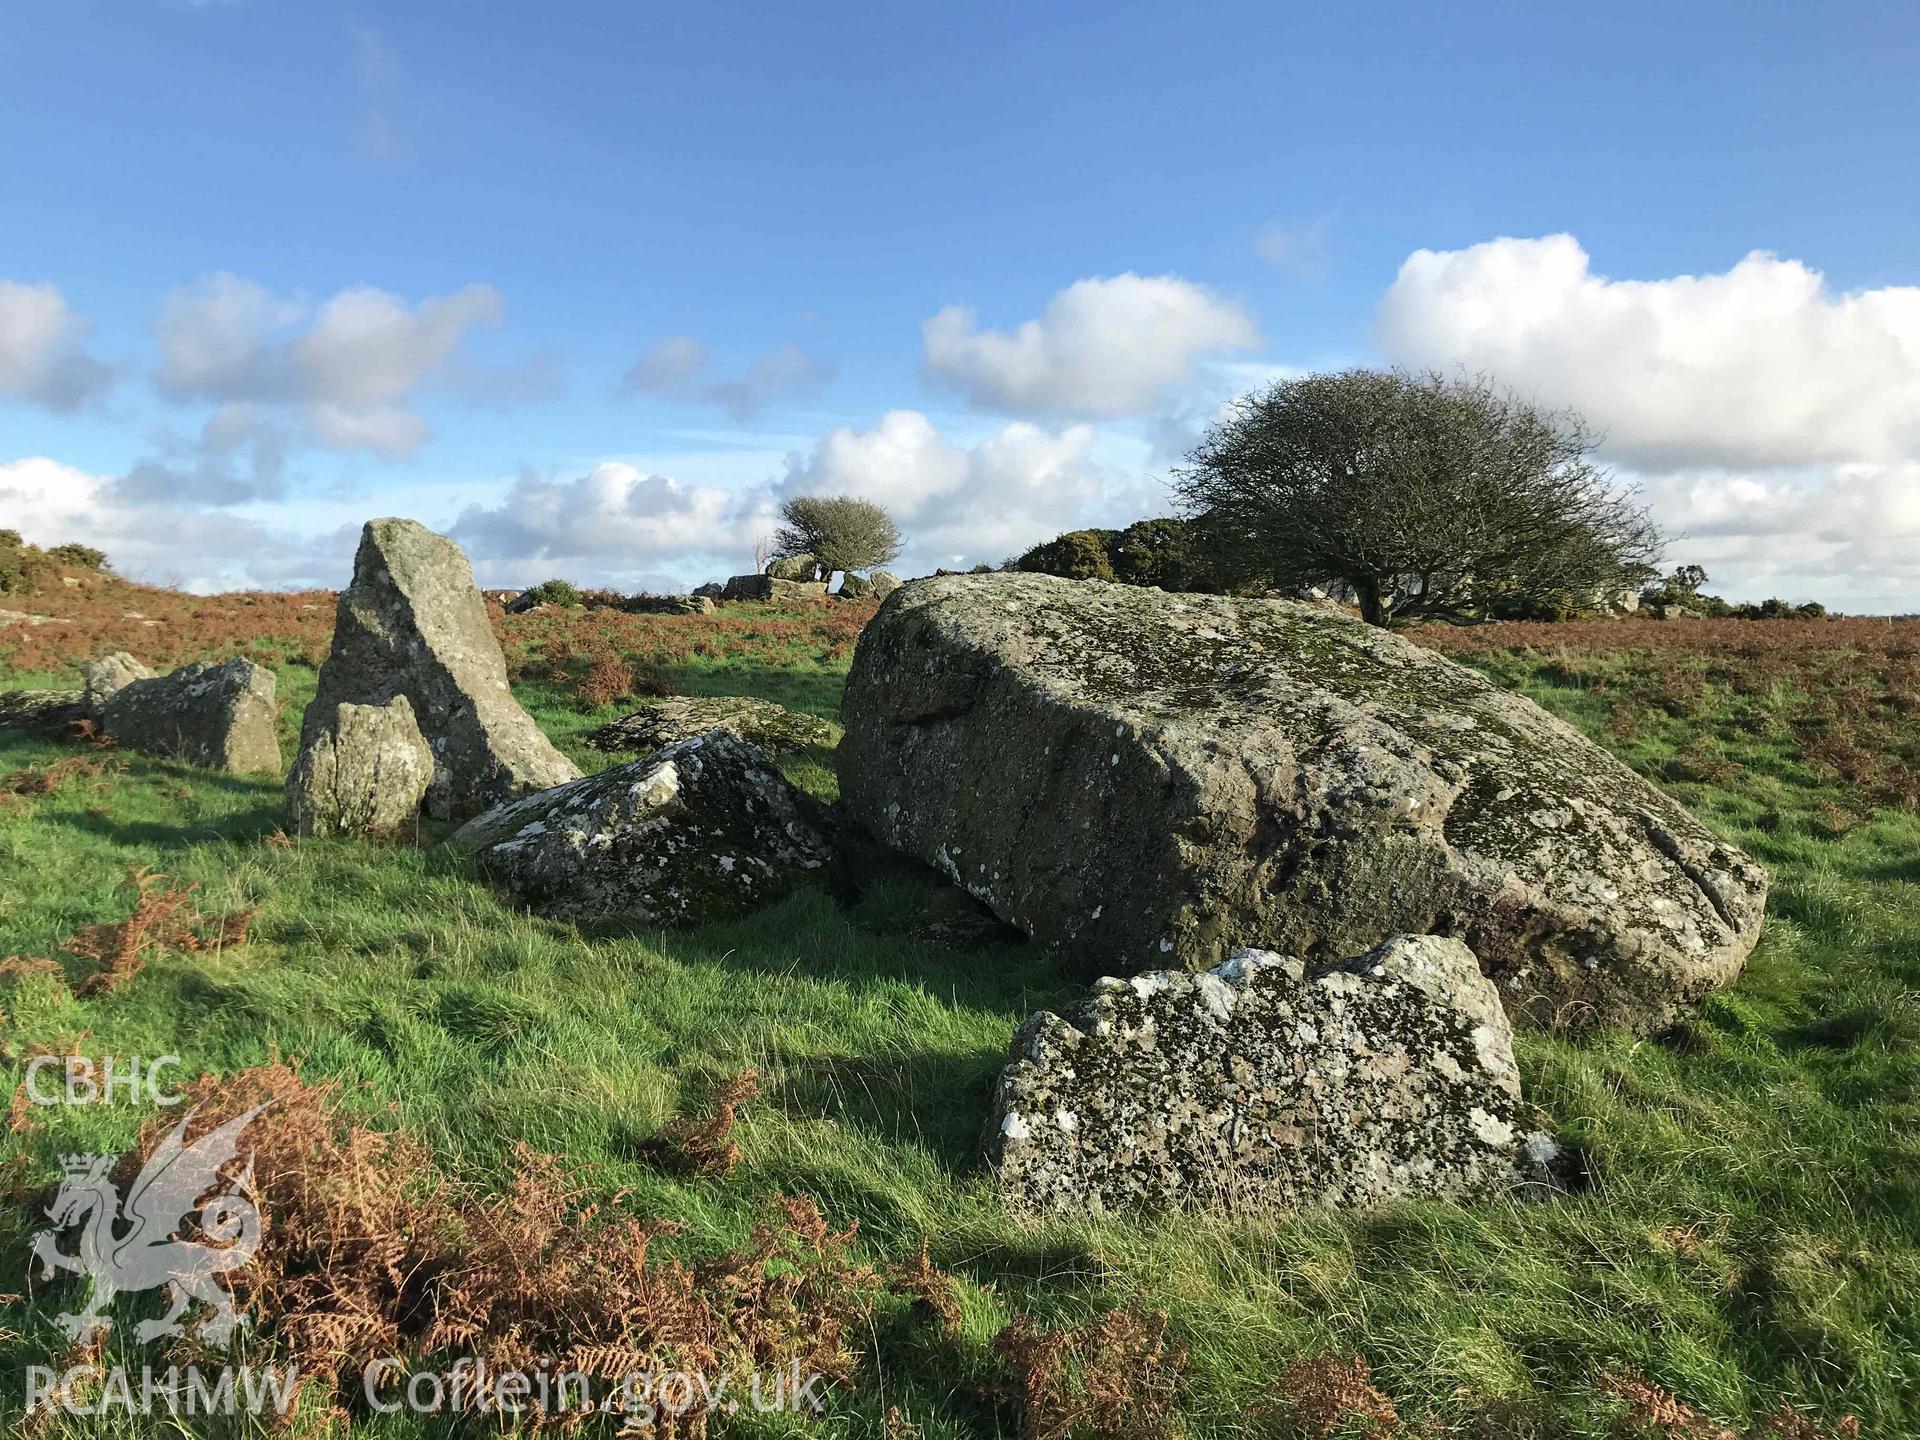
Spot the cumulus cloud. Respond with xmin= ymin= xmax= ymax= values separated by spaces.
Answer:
xmin=777 ymin=409 xmax=1151 ymax=568
xmin=0 ymin=280 xmax=113 ymax=410
xmin=110 ymin=404 xmax=291 ymax=507
xmin=1375 ymin=234 xmax=1920 ymax=611
xmin=1377 ymin=234 xmax=1920 ymax=470
xmin=450 ymin=463 xmax=771 ymax=584
xmin=624 ymin=336 xmax=832 ymax=419
xmin=923 ymin=274 xmax=1258 ymax=417
xmin=152 ymin=273 xmax=507 ymax=458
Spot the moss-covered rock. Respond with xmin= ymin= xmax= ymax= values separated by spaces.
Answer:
xmin=585 ymin=695 xmax=837 ymax=757
xmin=837 ymin=572 xmax=1767 ymax=1033
xmin=286 ymin=695 xmax=434 ymax=837
xmin=100 ymin=657 xmax=281 ymax=774
xmin=986 ymin=935 xmax=1539 ymax=1216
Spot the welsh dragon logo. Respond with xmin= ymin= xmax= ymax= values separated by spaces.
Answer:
xmin=30 ymin=1104 xmax=267 ymax=1348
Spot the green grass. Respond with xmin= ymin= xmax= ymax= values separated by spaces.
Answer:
xmin=2 ymin=642 xmax=1915 ymax=1437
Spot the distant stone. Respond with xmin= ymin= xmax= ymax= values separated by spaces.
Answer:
xmin=869 ymin=571 xmax=902 ymax=600
xmin=0 ymin=609 xmax=71 ymax=627
xmin=838 ymin=572 xmax=1768 ymax=1033
xmin=100 ymin=658 xmax=281 ymax=774
xmin=720 ymin=574 xmax=830 ymax=604
xmin=624 ymin=593 xmax=714 ymax=616
xmin=586 ymin=694 xmax=837 ymax=756
xmin=301 ymin=519 xmax=579 ymax=820
xmin=985 ymin=935 xmax=1530 ymax=1216
xmin=450 ymin=731 xmax=833 ymax=926
xmin=80 ymin=653 xmax=154 ymax=713
xmin=0 ymin=688 xmax=86 ymax=733
xmin=837 ymin=572 xmax=874 ymax=600
xmin=693 ymin=582 xmax=725 ymax=600
xmin=766 ymin=553 xmax=821 ymax=582
xmin=285 ymin=695 xmax=435 ymax=837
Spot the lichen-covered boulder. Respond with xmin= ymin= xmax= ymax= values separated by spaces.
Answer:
xmin=80 ymin=653 xmax=154 ymax=713
xmin=838 ymin=572 xmax=1767 ymax=1033
xmin=302 ymin=519 xmax=579 ymax=820
xmin=986 ymin=935 xmax=1531 ymax=1216
xmin=585 ymin=695 xmax=837 ymax=757
xmin=720 ymin=574 xmax=830 ymax=604
xmin=837 ymin=572 xmax=874 ymax=600
xmin=0 ymin=688 xmax=85 ymax=733
xmin=692 ymin=582 xmax=725 ymax=600
xmin=100 ymin=658 xmax=281 ymax=774
xmin=766 ymin=553 xmax=820 ymax=582
xmin=449 ymin=731 xmax=833 ymax=925
xmin=869 ymin=571 xmax=902 ymax=600
xmin=286 ymin=695 xmax=435 ymax=837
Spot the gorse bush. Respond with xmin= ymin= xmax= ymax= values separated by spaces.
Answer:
xmin=0 ymin=530 xmax=109 ymax=596
xmin=519 ymin=577 xmax=584 ymax=609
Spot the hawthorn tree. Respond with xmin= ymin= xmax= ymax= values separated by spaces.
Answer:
xmin=1175 ymin=369 xmax=1662 ymax=627
xmin=772 ymin=495 xmax=902 ymax=576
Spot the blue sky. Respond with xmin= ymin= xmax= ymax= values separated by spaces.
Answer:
xmin=4 ymin=1 xmax=1918 ymax=607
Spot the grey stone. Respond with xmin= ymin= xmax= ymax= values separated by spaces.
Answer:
xmin=837 ymin=572 xmax=874 ymax=599
xmin=720 ymin=574 xmax=830 ymax=604
xmin=100 ymin=658 xmax=281 ymax=774
xmin=80 ymin=652 xmax=154 ymax=713
xmin=985 ymin=935 xmax=1529 ymax=1216
xmin=692 ymin=582 xmax=725 ymax=600
xmin=838 ymin=572 xmax=1767 ymax=1033
xmin=766 ymin=553 xmax=821 ymax=581
xmin=302 ymin=519 xmax=579 ymax=820
xmin=0 ymin=688 xmax=86 ymax=733
xmin=869 ymin=571 xmax=902 ymax=600
xmin=449 ymin=731 xmax=832 ymax=925
xmin=286 ymin=695 xmax=435 ymax=837
xmin=585 ymin=695 xmax=838 ymax=756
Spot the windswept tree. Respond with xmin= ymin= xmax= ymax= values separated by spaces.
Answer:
xmin=1175 ymin=369 xmax=1661 ymax=627
xmin=772 ymin=495 xmax=902 ymax=576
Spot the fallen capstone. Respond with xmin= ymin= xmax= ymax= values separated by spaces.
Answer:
xmin=285 ymin=695 xmax=435 ymax=837
xmin=985 ymin=935 xmax=1531 ymax=1216
xmin=765 ymin=553 xmax=821 ymax=581
xmin=302 ymin=519 xmax=579 ymax=820
xmin=838 ymin=572 xmax=1767 ymax=1033
xmin=80 ymin=653 xmax=154 ymax=713
xmin=100 ymin=658 xmax=281 ymax=774
xmin=585 ymin=695 xmax=837 ymax=756
xmin=720 ymin=574 xmax=830 ymax=604
xmin=449 ymin=731 xmax=833 ymax=925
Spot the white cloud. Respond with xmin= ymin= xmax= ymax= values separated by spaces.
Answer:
xmin=778 ymin=409 xmax=1152 ymax=569
xmin=152 ymin=273 xmax=507 ymax=458
xmin=923 ymin=273 xmax=1258 ymax=417
xmin=0 ymin=281 xmax=113 ymax=410
xmin=1254 ymin=216 xmax=1332 ymax=279
xmin=449 ymin=463 xmax=770 ymax=585
xmin=1377 ymin=234 xmax=1920 ymax=469
xmin=624 ymin=335 xmax=832 ymax=419
xmin=111 ymin=404 xmax=291 ymax=506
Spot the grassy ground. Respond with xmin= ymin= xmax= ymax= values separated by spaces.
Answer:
xmin=1 ymin=600 xmax=1914 ymax=1437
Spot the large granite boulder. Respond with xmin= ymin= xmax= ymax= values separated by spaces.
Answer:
xmin=450 ymin=731 xmax=832 ymax=925
xmin=100 ymin=658 xmax=281 ymax=774
xmin=720 ymin=574 xmax=830 ymax=604
xmin=986 ymin=935 xmax=1532 ymax=1216
xmin=838 ymin=573 xmax=1767 ymax=1033
xmin=303 ymin=519 xmax=579 ymax=820
xmin=765 ymin=553 xmax=821 ymax=582
xmin=80 ymin=653 xmax=154 ymax=712
xmin=286 ymin=696 xmax=435 ymax=837
xmin=585 ymin=695 xmax=837 ymax=757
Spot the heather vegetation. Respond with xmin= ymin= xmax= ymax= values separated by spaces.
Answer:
xmin=1 ymin=566 xmax=1912 ymax=1437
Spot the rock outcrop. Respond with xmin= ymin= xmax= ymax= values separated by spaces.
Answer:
xmin=838 ymin=572 xmax=1767 ymax=1033
xmin=450 ymin=731 xmax=833 ymax=926
xmin=80 ymin=653 xmax=154 ymax=712
xmin=585 ymin=695 xmax=837 ymax=756
xmin=720 ymin=574 xmax=830 ymax=604
xmin=985 ymin=935 xmax=1532 ymax=1216
xmin=301 ymin=519 xmax=579 ymax=820
xmin=286 ymin=696 xmax=435 ymax=837
xmin=100 ymin=658 xmax=281 ymax=774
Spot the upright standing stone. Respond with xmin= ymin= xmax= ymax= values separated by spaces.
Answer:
xmin=301 ymin=519 xmax=578 ymax=820
xmin=100 ymin=658 xmax=281 ymax=774
xmin=286 ymin=695 xmax=435 ymax=836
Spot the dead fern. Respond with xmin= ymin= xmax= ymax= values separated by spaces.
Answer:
xmin=1254 ymin=1353 xmax=1400 ymax=1438
xmin=992 ymin=1307 xmax=1185 ymax=1440
xmin=638 ymin=1068 xmax=761 ymax=1176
